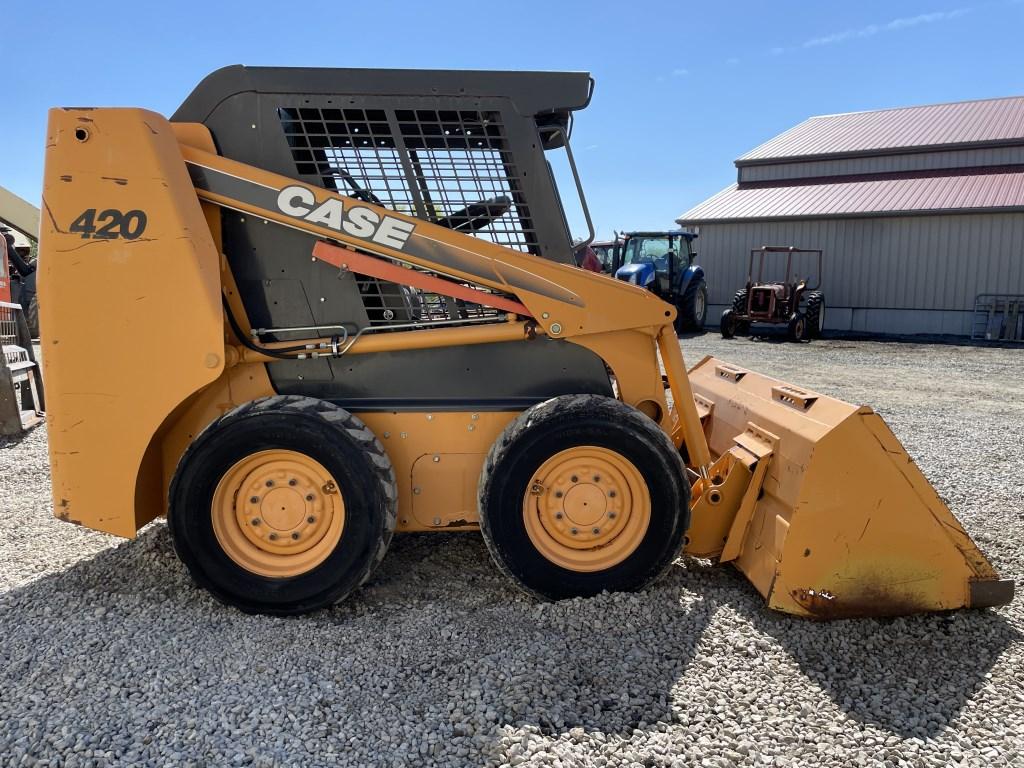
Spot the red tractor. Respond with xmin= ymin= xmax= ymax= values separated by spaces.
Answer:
xmin=720 ymin=246 xmax=824 ymax=342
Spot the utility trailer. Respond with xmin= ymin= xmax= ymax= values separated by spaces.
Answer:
xmin=37 ymin=66 xmax=1011 ymax=617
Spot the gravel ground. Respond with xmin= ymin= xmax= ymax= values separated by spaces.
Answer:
xmin=1 ymin=335 xmax=1021 ymax=767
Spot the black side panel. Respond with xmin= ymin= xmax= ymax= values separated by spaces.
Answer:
xmin=266 ymin=339 xmax=614 ymax=411
xmin=220 ymin=209 xmax=370 ymax=338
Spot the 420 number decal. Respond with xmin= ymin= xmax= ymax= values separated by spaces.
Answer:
xmin=69 ymin=209 xmax=148 ymax=240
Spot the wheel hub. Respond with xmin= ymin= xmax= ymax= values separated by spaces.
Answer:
xmin=524 ymin=446 xmax=651 ymax=572
xmin=212 ymin=450 xmax=345 ymax=577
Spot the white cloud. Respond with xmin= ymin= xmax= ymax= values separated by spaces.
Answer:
xmin=672 ymin=68 xmax=689 ymax=77
xmin=801 ymin=7 xmax=970 ymax=48
xmin=725 ymin=57 xmax=740 ymax=66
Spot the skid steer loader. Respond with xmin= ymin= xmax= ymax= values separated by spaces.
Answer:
xmin=38 ymin=66 xmax=1012 ymax=617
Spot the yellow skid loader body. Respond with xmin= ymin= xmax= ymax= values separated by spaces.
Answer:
xmin=38 ymin=106 xmax=1012 ymax=617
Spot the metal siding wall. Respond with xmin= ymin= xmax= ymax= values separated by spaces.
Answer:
xmin=738 ymin=145 xmax=1024 ymax=183
xmin=696 ymin=212 xmax=1024 ymax=334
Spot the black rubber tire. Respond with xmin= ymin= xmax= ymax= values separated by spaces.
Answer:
xmin=732 ymin=288 xmax=749 ymax=314
xmin=731 ymin=290 xmax=751 ymax=336
xmin=20 ymin=271 xmax=38 ymax=339
xmin=720 ymin=309 xmax=738 ymax=339
xmin=788 ymin=312 xmax=808 ymax=342
xmin=168 ymin=395 xmax=398 ymax=615
xmin=478 ymin=394 xmax=690 ymax=601
xmin=675 ymin=278 xmax=708 ymax=332
xmin=804 ymin=291 xmax=825 ymax=338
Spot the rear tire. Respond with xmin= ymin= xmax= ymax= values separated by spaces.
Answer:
xmin=478 ymin=394 xmax=689 ymax=600
xmin=675 ymin=278 xmax=708 ymax=332
xmin=720 ymin=309 xmax=738 ymax=339
xmin=169 ymin=396 xmax=397 ymax=615
xmin=805 ymin=291 xmax=825 ymax=338
xmin=732 ymin=288 xmax=749 ymax=314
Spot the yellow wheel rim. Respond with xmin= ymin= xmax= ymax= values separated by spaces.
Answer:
xmin=212 ymin=449 xmax=345 ymax=578
xmin=522 ymin=446 xmax=651 ymax=572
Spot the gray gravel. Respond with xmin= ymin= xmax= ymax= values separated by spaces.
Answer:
xmin=1 ymin=335 xmax=1021 ymax=767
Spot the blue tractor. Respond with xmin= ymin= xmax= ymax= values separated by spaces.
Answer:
xmin=613 ymin=230 xmax=707 ymax=332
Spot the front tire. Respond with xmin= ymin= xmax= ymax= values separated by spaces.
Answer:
xmin=675 ymin=277 xmax=708 ymax=332
xmin=788 ymin=312 xmax=808 ymax=342
xmin=720 ymin=309 xmax=738 ymax=338
xmin=478 ymin=394 xmax=689 ymax=600
xmin=169 ymin=396 xmax=397 ymax=615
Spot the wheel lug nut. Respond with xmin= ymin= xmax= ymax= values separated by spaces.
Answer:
xmin=265 ymin=480 xmax=274 ymax=488
xmin=570 ymin=475 xmax=578 ymax=483
xmin=305 ymin=494 xmax=315 ymax=502
xmin=608 ymin=491 xmax=617 ymax=498
xmin=593 ymin=475 xmax=601 ymax=482
xmin=251 ymin=518 xmax=261 ymax=526
xmin=592 ymin=527 xmax=600 ymax=535
xmin=570 ymin=527 xmax=578 ymax=535
xmin=307 ymin=516 xmax=315 ymax=524
xmin=555 ymin=491 xmax=563 ymax=498
xmin=250 ymin=496 xmax=259 ymax=504
xmin=555 ymin=512 xmax=563 ymax=520
xmin=291 ymin=532 xmax=300 ymax=540
xmin=288 ymin=479 xmax=297 ymax=486
xmin=608 ymin=511 xmax=617 ymax=519
xmin=269 ymin=533 xmax=278 ymax=541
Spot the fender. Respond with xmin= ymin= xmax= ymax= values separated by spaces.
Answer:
xmin=677 ymin=264 xmax=705 ymax=294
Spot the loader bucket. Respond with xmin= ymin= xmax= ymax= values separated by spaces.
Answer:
xmin=687 ymin=356 xmax=1013 ymax=619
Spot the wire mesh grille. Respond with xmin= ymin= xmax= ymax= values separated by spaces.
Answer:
xmin=279 ymin=105 xmax=536 ymax=328
xmin=278 ymin=106 xmax=537 ymax=253
xmin=352 ymin=257 xmax=509 ymax=328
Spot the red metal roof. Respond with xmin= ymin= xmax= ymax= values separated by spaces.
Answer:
xmin=677 ymin=168 xmax=1024 ymax=223
xmin=739 ymin=96 xmax=1024 ymax=163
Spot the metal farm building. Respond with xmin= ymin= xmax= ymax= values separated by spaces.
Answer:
xmin=678 ymin=96 xmax=1024 ymax=335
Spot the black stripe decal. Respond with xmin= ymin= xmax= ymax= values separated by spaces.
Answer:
xmin=185 ymin=161 xmax=582 ymax=306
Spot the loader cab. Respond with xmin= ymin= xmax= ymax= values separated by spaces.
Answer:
xmin=172 ymin=65 xmax=613 ymax=409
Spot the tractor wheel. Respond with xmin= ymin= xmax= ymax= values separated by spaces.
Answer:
xmin=478 ymin=394 xmax=689 ymax=600
xmin=675 ymin=278 xmax=708 ymax=332
xmin=169 ymin=396 xmax=397 ymax=615
xmin=732 ymin=288 xmax=749 ymax=314
xmin=21 ymin=271 xmax=39 ymax=339
xmin=720 ymin=309 xmax=739 ymax=339
xmin=787 ymin=312 xmax=808 ymax=342
xmin=804 ymin=291 xmax=825 ymax=338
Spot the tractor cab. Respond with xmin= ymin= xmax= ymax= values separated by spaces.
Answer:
xmin=588 ymin=239 xmax=621 ymax=273
xmin=613 ymin=230 xmax=707 ymax=331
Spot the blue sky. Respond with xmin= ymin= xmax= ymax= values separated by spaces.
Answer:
xmin=3 ymin=0 xmax=1023 ymax=240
